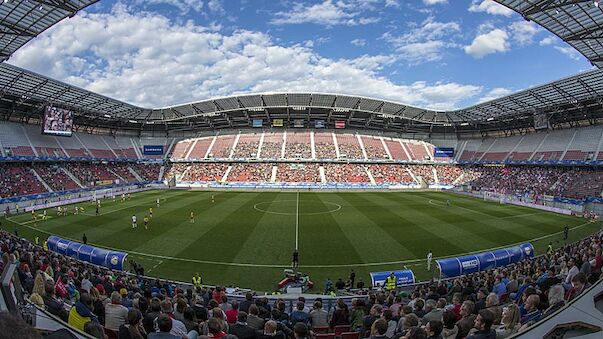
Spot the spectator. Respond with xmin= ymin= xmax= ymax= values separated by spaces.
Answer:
xmin=68 ymin=292 xmax=98 ymax=332
xmin=118 ymin=309 xmax=146 ymax=339
xmin=148 ymin=314 xmax=179 ymax=339
xmin=309 ymin=301 xmax=328 ymax=328
xmin=229 ymin=312 xmax=256 ymax=339
xmin=467 ymin=310 xmax=496 ymax=339
xmin=495 ymin=304 xmax=519 ymax=338
xmin=105 ymin=291 xmax=129 ymax=331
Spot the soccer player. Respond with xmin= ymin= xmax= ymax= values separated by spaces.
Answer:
xmin=42 ymin=210 xmax=47 ymax=220
xmin=131 ymin=214 xmax=137 ymax=229
xmin=32 ymin=210 xmax=37 ymax=221
xmin=144 ymin=215 xmax=149 ymax=230
xmin=128 ymin=193 xmax=131 ymax=200
xmin=74 ymin=206 xmax=79 ymax=215
xmin=211 ymin=195 xmax=215 ymax=203
xmin=292 ymin=249 xmax=299 ymax=268
xmin=122 ymin=193 xmax=126 ymax=202
xmin=149 ymin=207 xmax=153 ymax=218
xmin=446 ymin=199 xmax=451 ymax=207
xmin=190 ymin=211 xmax=195 ymax=223
xmin=95 ymin=205 xmax=99 ymax=216
xmin=427 ymin=250 xmax=433 ymax=271
xmin=156 ymin=198 xmax=160 ymax=207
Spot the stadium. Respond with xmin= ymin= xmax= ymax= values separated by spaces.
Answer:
xmin=0 ymin=0 xmax=602 ymax=338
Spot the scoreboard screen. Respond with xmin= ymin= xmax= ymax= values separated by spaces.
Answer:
xmin=42 ymin=106 xmax=73 ymax=136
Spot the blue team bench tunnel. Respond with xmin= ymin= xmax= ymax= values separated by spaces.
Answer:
xmin=47 ymin=235 xmax=128 ymax=271
xmin=370 ymin=270 xmax=415 ymax=288
xmin=436 ymin=243 xmax=535 ymax=279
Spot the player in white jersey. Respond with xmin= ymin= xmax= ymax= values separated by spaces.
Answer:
xmin=156 ymin=198 xmax=160 ymax=207
xmin=131 ymin=215 xmax=137 ymax=228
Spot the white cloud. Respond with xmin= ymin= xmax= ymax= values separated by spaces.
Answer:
xmin=554 ymin=46 xmax=581 ymax=61
xmin=423 ymin=0 xmax=448 ymax=5
xmin=138 ymin=0 xmax=204 ymax=14
xmin=468 ymin=0 xmax=514 ymax=17
xmin=382 ymin=17 xmax=460 ymax=64
xmin=270 ymin=0 xmax=380 ymax=26
xmin=478 ymin=87 xmax=514 ymax=103
xmin=464 ymin=28 xmax=510 ymax=58
xmin=539 ymin=36 xmax=556 ymax=46
xmin=8 ymin=3 xmax=481 ymax=110
xmin=350 ymin=39 xmax=367 ymax=46
xmin=509 ymin=21 xmax=539 ymax=46
xmin=385 ymin=0 xmax=400 ymax=8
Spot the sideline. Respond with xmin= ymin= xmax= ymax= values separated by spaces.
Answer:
xmin=4 ymin=216 xmax=596 ymax=269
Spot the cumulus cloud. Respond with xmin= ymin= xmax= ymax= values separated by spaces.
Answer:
xmin=478 ymin=87 xmax=514 ymax=103
xmin=554 ymin=46 xmax=582 ymax=61
xmin=464 ymin=28 xmax=510 ymax=58
xmin=137 ymin=0 xmax=204 ymax=14
xmin=350 ymin=39 xmax=367 ymax=46
xmin=468 ymin=0 xmax=514 ymax=16
xmin=423 ymin=0 xmax=448 ymax=5
xmin=270 ymin=0 xmax=380 ymax=26
xmin=539 ymin=36 xmax=556 ymax=46
xmin=9 ymin=3 xmax=482 ymax=110
xmin=382 ymin=17 xmax=460 ymax=64
xmin=509 ymin=21 xmax=539 ymax=46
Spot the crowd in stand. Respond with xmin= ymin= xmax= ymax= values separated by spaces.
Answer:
xmin=435 ymin=167 xmax=464 ymax=185
xmin=0 ymin=163 xmax=46 ymax=198
xmin=364 ymin=146 xmax=388 ymax=160
xmin=277 ymin=164 xmax=321 ymax=183
xmin=182 ymin=164 xmax=229 ymax=182
xmin=261 ymin=142 xmax=283 ymax=159
xmin=285 ymin=144 xmax=313 ymax=159
xmin=229 ymin=164 xmax=273 ymax=182
xmin=314 ymin=143 xmax=337 ymax=159
xmin=461 ymin=166 xmax=603 ymax=199
xmin=34 ymin=164 xmax=80 ymax=192
xmin=1 ymin=221 xmax=601 ymax=339
xmin=234 ymin=142 xmax=260 ymax=159
xmin=337 ymin=145 xmax=364 ymax=160
xmin=131 ymin=163 xmax=161 ymax=182
xmin=368 ymin=165 xmax=414 ymax=184
xmin=324 ymin=164 xmax=369 ymax=183
xmin=409 ymin=166 xmax=435 ymax=185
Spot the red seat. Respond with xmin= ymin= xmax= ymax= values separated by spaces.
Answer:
xmin=315 ymin=334 xmax=335 ymax=339
xmin=313 ymin=326 xmax=330 ymax=334
xmin=341 ymin=332 xmax=361 ymax=339
xmin=334 ymin=325 xmax=351 ymax=336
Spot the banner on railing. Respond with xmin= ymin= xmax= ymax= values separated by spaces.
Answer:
xmin=47 ymin=236 xmax=128 ymax=271
xmin=369 ymin=270 xmax=415 ymax=287
xmin=436 ymin=243 xmax=534 ymax=279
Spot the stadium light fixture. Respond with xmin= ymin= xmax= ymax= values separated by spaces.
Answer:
xmin=487 ymin=117 xmax=495 ymax=121
xmin=460 ymin=122 xmax=470 ymax=126
xmin=103 ymin=114 xmax=111 ymax=118
xmin=128 ymin=120 xmax=137 ymax=123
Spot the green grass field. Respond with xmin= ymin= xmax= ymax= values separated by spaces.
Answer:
xmin=2 ymin=189 xmax=600 ymax=292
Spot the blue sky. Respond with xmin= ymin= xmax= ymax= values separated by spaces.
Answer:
xmin=8 ymin=0 xmax=592 ymax=110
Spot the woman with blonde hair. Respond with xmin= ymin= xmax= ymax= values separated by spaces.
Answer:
xmin=32 ymin=271 xmax=47 ymax=297
xmin=495 ymin=304 xmax=520 ymax=338
xmin=29 ymin=293 xmax=45 ymax=308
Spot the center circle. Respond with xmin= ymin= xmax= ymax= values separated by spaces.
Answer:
xmin=253 ymin=200 xmax=342 ymax=215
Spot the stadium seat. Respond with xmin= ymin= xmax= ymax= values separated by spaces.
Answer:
xmin=313 ymin=326 xmax=330 ymax=334
xmin=315 ymin=333 xmax=335 ymax=339
xmin=340 ymin=332 xmax=361 ymax=339
xmin=334 ymin=325 xmax=351 ymax=336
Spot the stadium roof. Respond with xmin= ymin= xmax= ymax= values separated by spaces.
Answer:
xmin=0 ymin=0 xmax=603 ymax=132
xmin=495 ymin=0 xmax=603 ymax=68
xmin=0 ymin=0 xmax=98 ymax=62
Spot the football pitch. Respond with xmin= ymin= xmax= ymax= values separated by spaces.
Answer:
xmin=3 ymin=189 xmax=600 ymax=291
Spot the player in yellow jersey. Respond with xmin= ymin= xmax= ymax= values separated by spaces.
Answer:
xmin=149 ymin=207 xmax=153 ymax=218
xmin=190 ymin=211 xmax=194 ymax=223
xmin=144 ymin=216 xmax=149 ymax=230
xmin=32 ymin=210 xmax=37 ymax=221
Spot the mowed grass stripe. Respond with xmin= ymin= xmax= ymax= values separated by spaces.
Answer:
xmin=418 ymin=192 xmax=581 ymax=239
xmin=87 ymin=191 xmax=219 ymax=249
xmin=174 ymin=192 xmax=278 ymax=263
xmin=227 ymin=192 xmax=297 ymax=265
xmin=375 ymin=193 xmax=501 ymax=253
xmin=325 ymin=193 xmax=421 ymax=262
xmin=27 ymin=190 xmax=186 ymax=242
xmin=131 ymin=192 xmax=245 ymax=256
xmin=405 ymin=192 xmax=532 ymax=245
xmin=357 ymin=193 xmax=469 ymax=256
xmin=296 ymin=192 xmax=366 ymax=265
